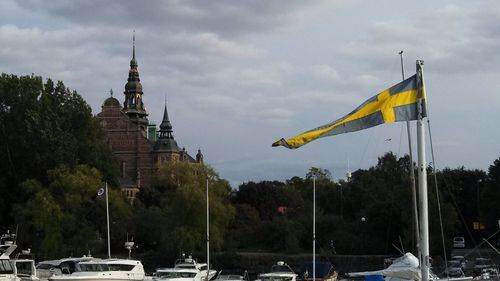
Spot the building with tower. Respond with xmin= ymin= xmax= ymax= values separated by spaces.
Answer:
xmin=96 ymin=37 xmax=203 ymax=201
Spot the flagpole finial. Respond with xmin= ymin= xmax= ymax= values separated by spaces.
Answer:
xmin=133 ymin=31 xmax=136 ymax=60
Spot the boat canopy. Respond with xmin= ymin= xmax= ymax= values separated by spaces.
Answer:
xmin=348 ymin=253 xmax=421 ymax=281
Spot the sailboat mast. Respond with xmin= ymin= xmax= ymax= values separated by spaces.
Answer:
xmin=206 ymin=178 xmax=210 ymax=281
xmin=400 ymin=51 xmax=421 ymax=258
xmin=416 ymin=60 xmax=429 ymax=281
xmin=313 ymin=174 xmax=316 ymax=281
xmin=106 ymin=182 xmax=111 ymax=258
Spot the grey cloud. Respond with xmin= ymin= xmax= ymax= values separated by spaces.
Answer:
xmin=340 ymin=3 xmax=500 ymax=76
xmin=16 ymin=0 xmax=323 ymax=38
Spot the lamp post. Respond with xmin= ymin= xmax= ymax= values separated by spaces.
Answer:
xmin=97 ymin=182 xmax=111 ymax=258
xmin=361 ymin=217 xmax=367 ymax=253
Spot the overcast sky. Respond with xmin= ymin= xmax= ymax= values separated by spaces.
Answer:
xmin=2 ymin=0 xmax=499 ymax=187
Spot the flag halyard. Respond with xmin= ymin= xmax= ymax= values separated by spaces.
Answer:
xmin=272 ymin=74 xmax=424 ymax=149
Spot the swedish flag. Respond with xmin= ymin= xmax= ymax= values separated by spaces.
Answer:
xmin=272 ymin=74 xmax=425 ymax=149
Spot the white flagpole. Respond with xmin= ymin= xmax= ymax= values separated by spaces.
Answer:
xmin=206 ymin=178 xmax=210 ymax=281
xmin=106 ymin=182 xmax=111 ymax=258
xmin=416 ymin=60 xmax=429 ymax=281
xmin=313 ymin=174 xmax=316 ymax=281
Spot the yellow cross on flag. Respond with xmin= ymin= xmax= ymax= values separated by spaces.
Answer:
xmin=272 ymin=74 xmax=425 ymax=149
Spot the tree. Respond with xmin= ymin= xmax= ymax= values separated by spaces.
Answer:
xmin=135 ymin=162 xmax=235 ymax=261
xmin=479 ymin=158 xmax=500 ymax=238
xmin=0 ymin=73 xmax=118 ymax=228
xmin=306 ymin=167 xmax=332 ymax=182
xmin=13 ymin=164 xmax=129 ymax=259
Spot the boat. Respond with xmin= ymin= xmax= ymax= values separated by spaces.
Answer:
xmin=347 ymin=252 xmax=473 ymax=281
xmin=255 ymin=261 xmax=298 ymax=281
xmin=174 ymin=255 xmax=217 ymax=279
xmin=300 ymin=261 xmax=337 ymax=281
xmin=153 ymin=255 xmax=217 ymax=281
xmin=47 ymin=259 xmax=145 ymax=281
xmin=36 ymin=256 xmax=98 ymax=281
xmin=0 ymin=231 xmax=20 ymax=281
xmin=14 ymin=249 xmax=39 ymax=281
xmin=213 ymin=269 xmax=248 ymax=281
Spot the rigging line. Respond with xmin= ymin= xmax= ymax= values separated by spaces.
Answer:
xmin=426 ymin=111 xmax=449 ymax=272
xmin=422 ymin=93 xmax=478 ymax=254
xmin=441 ymin=173 xmax=480 ymax=257
xmin=464 ymin=229 xmax=500 ymax=259
xmin=482 ymin=238 xmax=500 ymax=256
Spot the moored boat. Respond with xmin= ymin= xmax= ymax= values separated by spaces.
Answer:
xmin=48 ymin=259 xmax=145 ymax=281
xmin=153 ymin=255 xmax=217 ymax=281
xmin=301 ymin=261 xmax=337 ymax=281
xmin=256 ymin=261 xmax=297 ymax=281
xmin=0 ymin=231 xmax=20 ymax=281
xmin=36 ymin=256 xmax=98 ymax=281
xmin=14 ymin=249 xmax=39 ymax=281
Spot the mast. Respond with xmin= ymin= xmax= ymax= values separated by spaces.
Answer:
xmin=416 ymin=60 xmax=429 ymax=281
xmin=399 ymin=51 xmax=420 ymax=258
xmin=106 ymin=182 xmax=111 ymax=258
xmin=206 ymin=178 xmax=210 ymax=281
xmin=313 ymin=174 xmax=316 ymax=281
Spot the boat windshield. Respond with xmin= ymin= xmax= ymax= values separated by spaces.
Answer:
xmin=0 ymin=260 xmax=15 ymax=274
xmin=157 ymin=271 xmax=197 ymax=278
xmin=271 ymin=265 xmax=294 ymax=273
xmin=79 ymin=264 xmax=135 ymax=272
xmin=176 ymin=265 xmax=197 ymax=269
xmin=217 ymin=275 xmax=244 ymax=280
xmin=16 ymin=261 xmax=34 ymax=276
xmin=260 ymin=277 xmax=294 ymax=281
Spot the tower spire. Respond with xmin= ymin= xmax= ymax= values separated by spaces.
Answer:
xmin=159 ymin=99 xmax=174 ymax=139
xmin=123 ymin=32 xmax=147 ymax=124
xmin=130 ymin=31 xmax=138 ymax=67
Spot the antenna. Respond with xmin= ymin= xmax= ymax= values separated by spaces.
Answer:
xmin=346 ymin=159 xmax=352 ymax=182
xmin=124 ymin=232 xmax=136 ymax=259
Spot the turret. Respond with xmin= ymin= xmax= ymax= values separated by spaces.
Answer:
xmin=196 ymin=148 xmax=204 ymax=164
xmin=123 ymin=33 xmax=148 ymax=126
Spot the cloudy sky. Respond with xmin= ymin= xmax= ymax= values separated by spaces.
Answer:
xmin=2 ymin=0 xmax=499 ymax=187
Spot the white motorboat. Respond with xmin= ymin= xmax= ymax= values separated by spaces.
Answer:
xmin=256 ymin=261 xmax=297 ymax=281
xmin=153 ymin=255 xmax=217 ymax=281
xmin=174 ymin=256 xmax=217 ymax=280
xmin=213 ymin=269 xmax=248 ymax=281
xmin=154 ymin=267 xmax=203 ymax=281
xmin=36 ymin=256 xmax=98 ymax=281
xmin=14 ymin=249 xmax=39 ymax=281
xmin=48 ymin=259 xmax=144 ymax=281
xmin=0 ymin=231 xmax=20 ymax=281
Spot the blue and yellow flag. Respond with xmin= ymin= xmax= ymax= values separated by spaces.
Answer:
xmin=272 ymin=74 xmax=425 ymax=149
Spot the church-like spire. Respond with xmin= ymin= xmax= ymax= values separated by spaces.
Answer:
xmin=123 ymin=32 xmax=148 ymax=125
xmin=196 ymin=148 xmax=204 ymax=163
xmin=130 ymin=31 xmax=138 ymax=67
xmin=159 ymin=102 xmax=174 ymax=139
xmin=154 ymin=99 xmax=180 ymax=154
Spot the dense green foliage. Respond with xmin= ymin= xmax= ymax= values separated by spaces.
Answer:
xmin=133 ymin=162 xmax=235 ymax=266
xmin=0 ymin=73 xmax=123 ymax=257
xmin=1 ymin=72 xmax=500 ymax=264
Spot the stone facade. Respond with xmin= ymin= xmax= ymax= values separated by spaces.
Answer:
xmin=95 ymin=39 xmax=203 ymax=201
